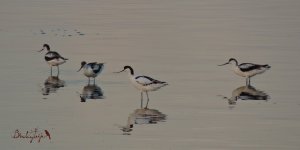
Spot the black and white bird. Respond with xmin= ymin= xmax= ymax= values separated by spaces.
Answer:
xmin=219 ymin=58 xmax=271 ymax=85
xmin=77 ymin=61 xmax=104 ymax=84
xmin=114 ymin=66 xmax=168 ymax=108
xmin=38 ymin=44 xmax=68 ymax=75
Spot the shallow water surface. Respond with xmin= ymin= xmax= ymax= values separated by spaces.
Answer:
xmin=1 ymin=0 xmax=300 ymax=149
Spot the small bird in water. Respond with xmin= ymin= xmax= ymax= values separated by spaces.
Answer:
xmin=38 ymin=44 xmax=68 ymax=76
xmin=77 ymin=61 xmax=104 ymax=85
xmin=114 ymin=66 xmax=168 ymax=108
xmin=219 ymin=58 xmax=271 ymax=85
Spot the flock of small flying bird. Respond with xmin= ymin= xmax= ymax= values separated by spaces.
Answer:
xmin=38 ymin=43 xmax=271 ymax=132
xmin=38 ymin=43 xmax=271 ymax=101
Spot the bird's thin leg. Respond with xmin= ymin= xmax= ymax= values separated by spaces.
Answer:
xmin=50 ymin=66 xmax=53 ymax=76
xmin=145 ymin=91 xmax=150 ymax=109
xmin=93 ymin=78 xmax=96 ymax=85
xmin=249 ymin=77 xmax=251 ymax=86
xmin=246 ymin=78 xmax=249 ymax=86
xmin=88 ymin=78 xmax=90 ymax=85
xmin=140 ymin=92 xmax=143 ymax=108
xmin=57 ymin=66 xmax=60 ymax=76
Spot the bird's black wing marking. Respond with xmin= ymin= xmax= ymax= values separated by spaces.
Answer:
xmin=135 ymin=76 xmax=153 ymax=86
xmin=52 ymin=51 xmax=68 ymax=60
xmin=91 ymin=63 xmax=104 ymax=74
xmin=135 ymin=76 xmax=166 ymax=86
xmin=45 ymin=51 xmax=68 ymax=60
xmin=136 ymin=76 xmax=155 ymax=81
xmin=89 ymin=63 xmax=97 ymax=68
xmin=45 ymin=52 xmax=60 ymax=61
xmin=57 ymin=51 xmax=68 ymax=60
xmin=239 ymin=63 xmax=262 ymax=72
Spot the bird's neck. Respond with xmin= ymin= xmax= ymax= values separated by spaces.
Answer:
xmin=127 ymin=67 xmax=134 ymax=76
xmin=231 ymin=65 xmax=240 ymax=72
xmin=44 ymin=45 xmax=50 ymax=51
xmin=127 ymin=71 xmax=134 ymax=78
xmin=228 ymin=60 xmax=238 ymax=68
xmin=231 ymin=60 xmax=238 ymax=66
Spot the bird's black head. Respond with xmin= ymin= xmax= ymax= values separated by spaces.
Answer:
xmin=114 ymin=65 xmax=134 ymax=75
xmin=43 ymin=44 xmax=50 ymax=50
xmin=77 ymin=61 xmax=87 ymax=72
xmin=123 ymin=65 xmax=132 ymax=70
xmin=219 ymin=58 xmax=238 ymax=66
xmin=81 ymin=61 xmax=87 ymax=66
xmin=228 ymin=58 xmax=237 ymax=63
xmin=38 ymin=44 xmax=50 ymax=52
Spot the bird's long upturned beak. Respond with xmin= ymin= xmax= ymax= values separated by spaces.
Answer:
xmin=113 ymin=69 xmax=126 ymax=73
xmin=38 ymin=48 xmax=44 ymax=52
xmin=218 ymin=62 xmax=229 ymax=66
xmin=77 ymin=65 xmax=84 ymax=72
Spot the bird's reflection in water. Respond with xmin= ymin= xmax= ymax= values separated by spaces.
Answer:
xmin=79 ymin=84 xmax=104 ymax=102
xmin=116 ymin=99 xmax=167 ymax=135
xmin=220 ymin=85 xmax=270 ymax=105
xmin=42 ymin=76 xmax=65 ymax=95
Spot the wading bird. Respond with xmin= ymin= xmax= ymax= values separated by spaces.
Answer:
xmin=77 ymin=61 xmax=104 ymax=84
xmin=114 ymin=66 xmax=168 ymax=108
xmin=219 ymin=58 xmax=270 ymax=85
xmin=38 ymin=44 xmax=68 ymax=76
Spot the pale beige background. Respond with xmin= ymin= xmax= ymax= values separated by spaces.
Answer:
xmin=1 ymin=0 xmax=300 ymax=149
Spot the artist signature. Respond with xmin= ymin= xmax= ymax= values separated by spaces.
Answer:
xmin=12 ymin=128 xmax=51 ymax=143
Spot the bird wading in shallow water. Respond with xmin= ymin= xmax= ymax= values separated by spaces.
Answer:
xmin=77 ymin=61 xmax=104 ymax=85
xmin=219 ymin=58 xmax=271 ymax=85
xmin=114 ymin=66 xmax=168 ymax=108
xmin=38 ymin=44 xmax=68 ymax=76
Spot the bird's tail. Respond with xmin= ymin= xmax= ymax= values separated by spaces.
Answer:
xmin=155 ymin=80 xmax=168 ymax=85
xmin=263 ymin=64 xmax=271 ymax=69
xmin=59 ymin=57 xmax=68 ymax=60
xmin=58 ymin=54 xmax=68 ymax=60
xmin=163 ymin=82 xmax=169 ymax=86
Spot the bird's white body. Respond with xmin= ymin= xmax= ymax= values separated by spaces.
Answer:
xmin=129 ymin=74 xmax=168 ymax=92
xmin=82 ymin=64 xmax=103 ymax=78
xmin=83 ymin=66 xmax=97 ymax=77
xmin=230 ymin=64 xmax=269 ymax=78
xmin=46 ymin=55 xmax=66 ymax=66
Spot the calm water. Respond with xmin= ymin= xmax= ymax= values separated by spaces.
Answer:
xmin=1 ymin=0 xmax=300 ymax=149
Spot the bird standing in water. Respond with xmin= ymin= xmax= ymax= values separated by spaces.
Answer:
xmin=114 ymin=66 xmax=168 ymax=108
xmin=38 ymin=44 xmax=68 ymax=76
xmin=219 ymin=58 xmax=271 ymax=85
xmin=77 ymin=61 xmax=104 ymax=85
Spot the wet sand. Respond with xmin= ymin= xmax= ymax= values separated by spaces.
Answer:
xmin=1 ymin=0 xmax=300 ymax=149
